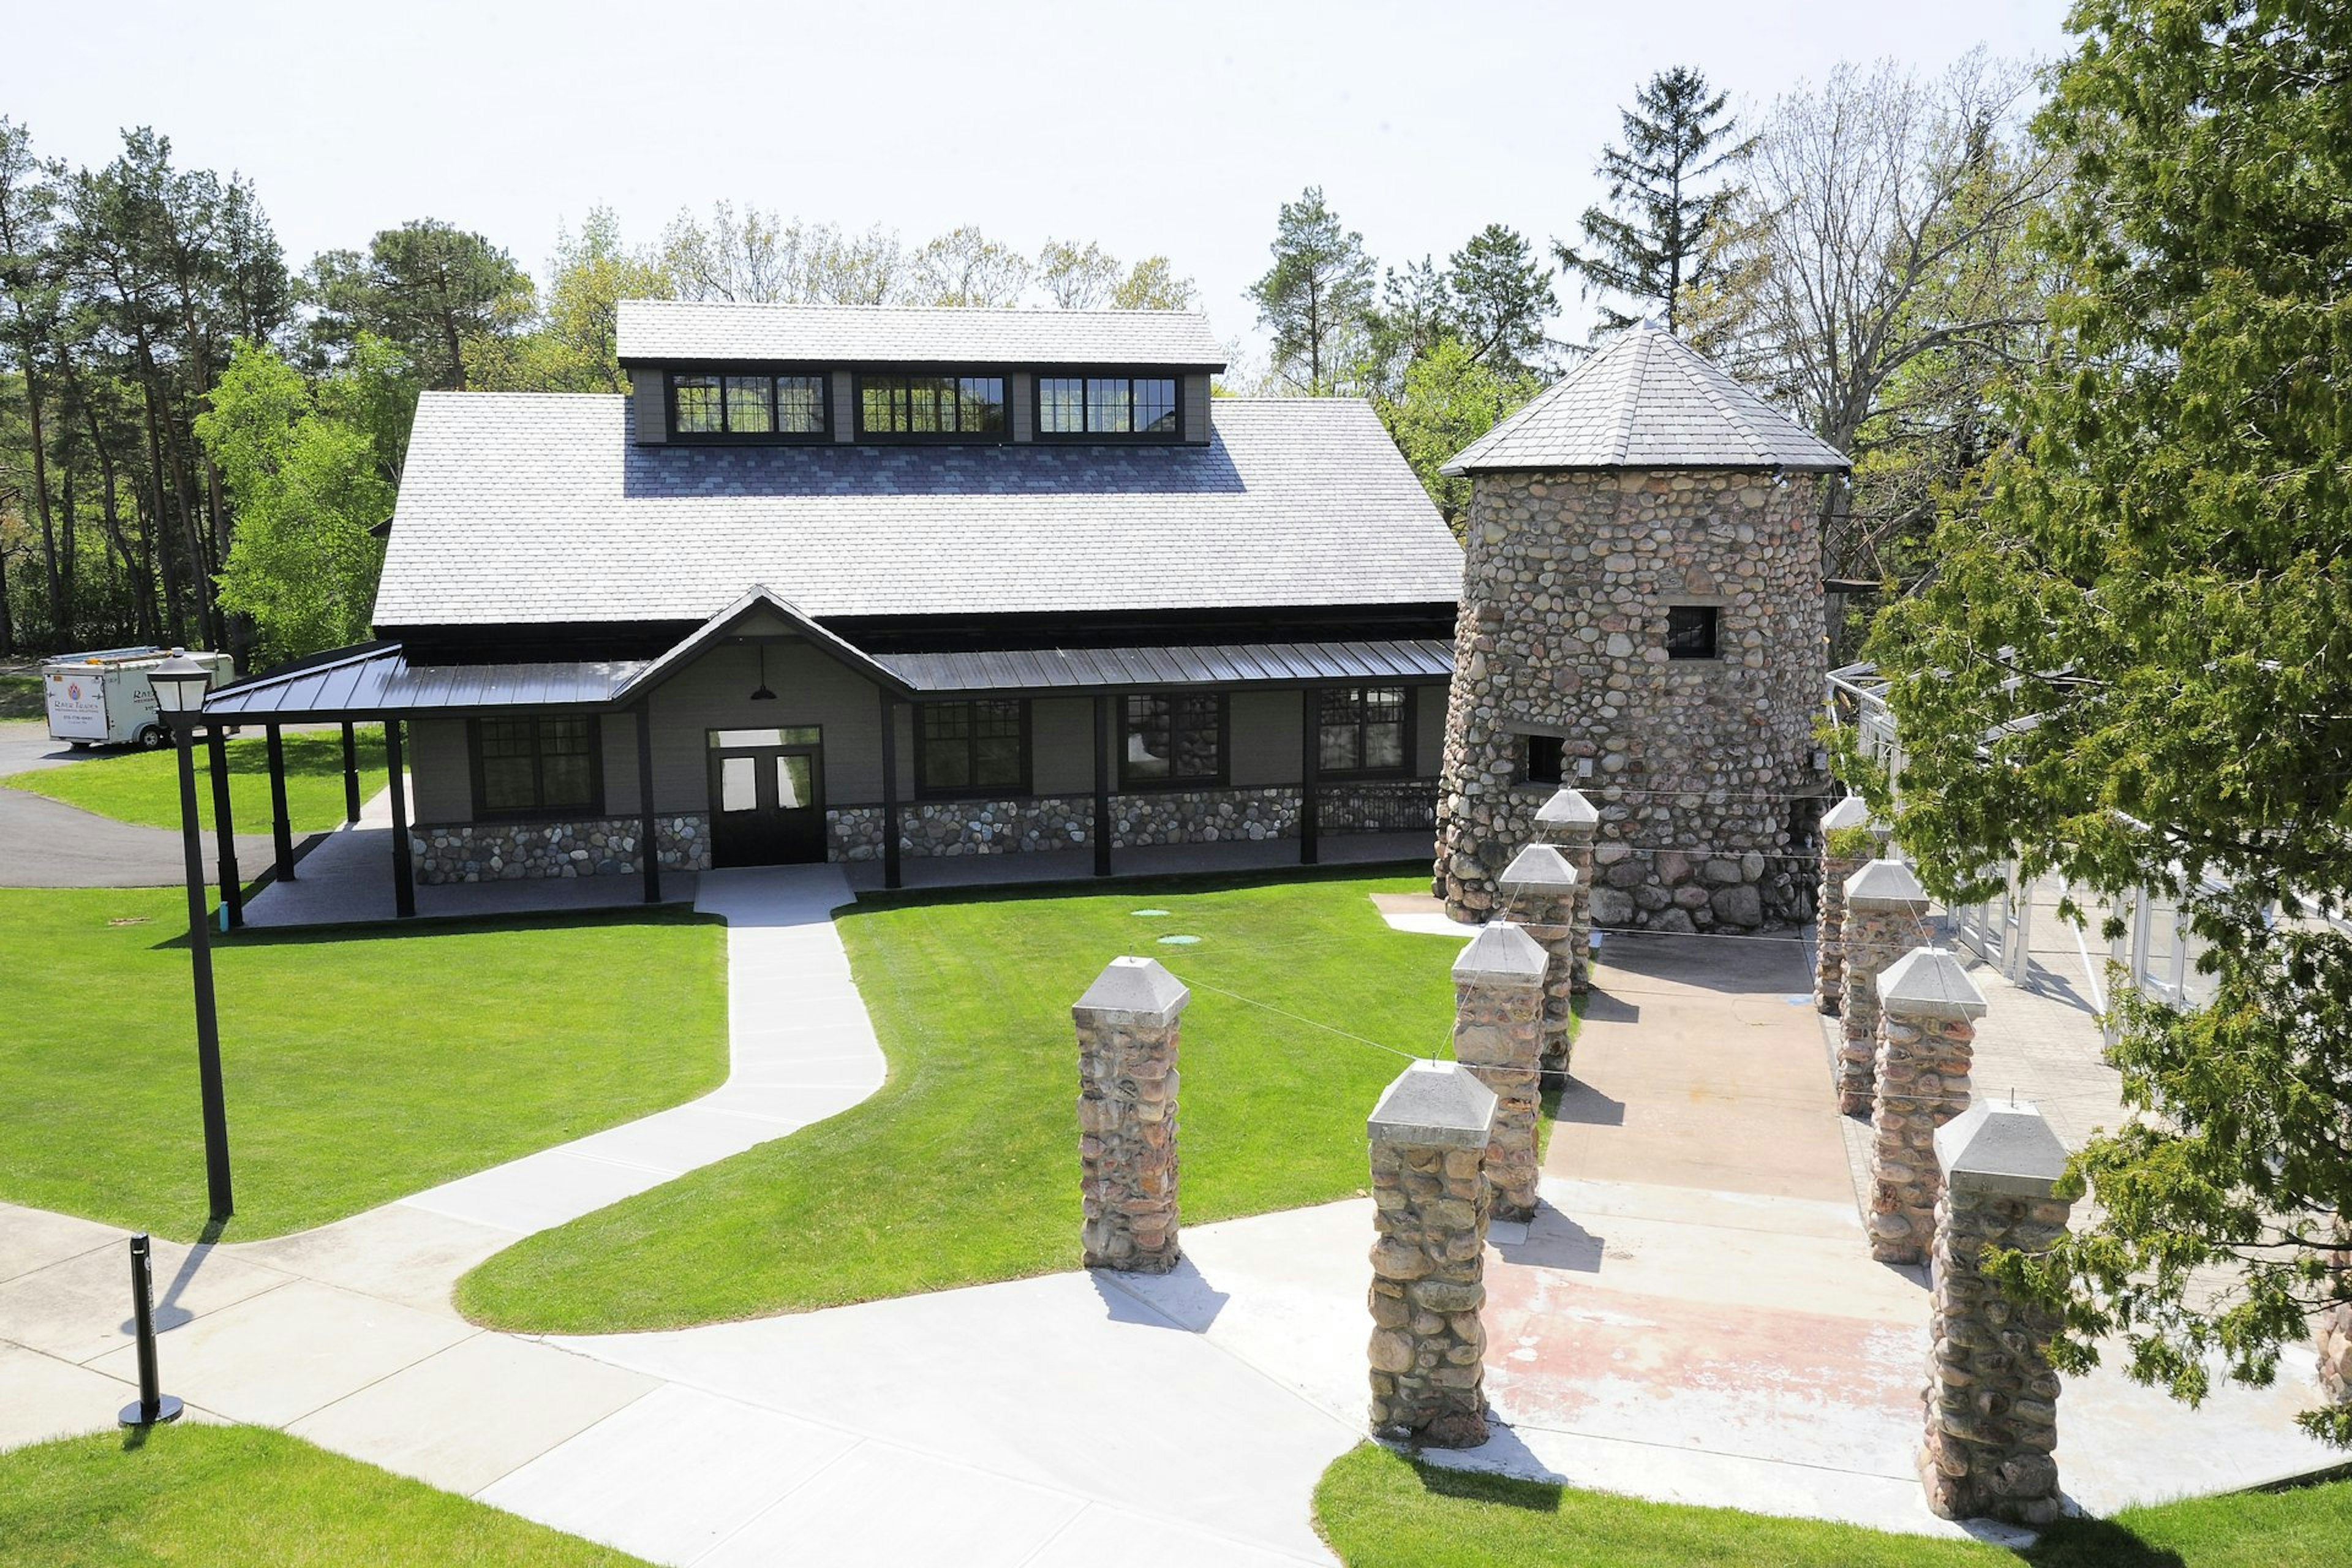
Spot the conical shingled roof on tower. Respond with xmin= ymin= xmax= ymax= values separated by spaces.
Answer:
xmin=1439 ymin=322 xmax=1849 ymax=476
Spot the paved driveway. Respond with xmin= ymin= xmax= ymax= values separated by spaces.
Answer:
xmin=0 ymin=719 xmax=273 ymax=888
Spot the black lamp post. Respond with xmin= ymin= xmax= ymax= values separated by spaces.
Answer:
xmin=148 ymin=652 xmax=233 ymax=1222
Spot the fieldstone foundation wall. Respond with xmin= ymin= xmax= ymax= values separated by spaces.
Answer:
xmin=1450 ymin=923 xmax=1547 ymax=1223
xmin=1072 ymin=957 xmax=1189 ymax=1274
xmin=827 ymin=784 xmax=1422 ymax=862
xmin=1839 ymin=861 xmax=1932 ymax=1115
xmin=1434 ymin=469 xmax=1826 ymax=933
xmin=1366 ymin=1060 xmax=1498 ymax=1448
xmin=1920 ymin=1103 xmax=2073 ymax=1526
xmin=412 ymin=815 xmax=710 ymax=884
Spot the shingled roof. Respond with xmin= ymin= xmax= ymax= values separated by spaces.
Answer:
xmin=372 ymin=393 xmax=1460 ymax=627
xmin=1440 ymin=322 xmax=1848 ymax=475
xmin=616 ymin=299 xmax=1226 ymax=368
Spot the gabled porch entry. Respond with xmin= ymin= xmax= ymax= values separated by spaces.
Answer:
xmin=708 ymin=727 xmax=826 ymax=867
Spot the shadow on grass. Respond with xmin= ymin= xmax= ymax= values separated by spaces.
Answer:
xmin=2019 ymin=1517 xmax=2185 ymax=1566
xmin=843 ymin=858 xmax=1436 ymax=918
xmin=147 ymin=903 xmax=723 ymax=952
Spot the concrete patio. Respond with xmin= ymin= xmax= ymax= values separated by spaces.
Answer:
xmin=5 ymin=870 xmax=2342 ymax=1566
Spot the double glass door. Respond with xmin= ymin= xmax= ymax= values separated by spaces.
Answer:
xmin=707 ymin=727 xmax=825 ymax=866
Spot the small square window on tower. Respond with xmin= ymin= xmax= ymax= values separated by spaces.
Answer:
xmin=1523 ymin=734 xmax=1565 ymax=785
xmin=1665 ymin=605 xmax=1720 ymax=660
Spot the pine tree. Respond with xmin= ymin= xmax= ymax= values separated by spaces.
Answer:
xmin=1558 ymin=67 xmax=1754 ymax=337
xmin=1250 ymin=186 xmax=1374 ymax=394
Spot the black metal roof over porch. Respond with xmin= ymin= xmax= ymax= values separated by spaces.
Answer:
xmin=200 ymin=635 xmax=1453 ymax=722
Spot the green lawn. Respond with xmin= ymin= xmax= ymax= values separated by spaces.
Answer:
xmin=1313 ymin=1442 xmax=2352 ymax=1567
xmin=2 ymin=725 xmax=387 ymax=835
xmin=0 ymin=674 xmax=42 ymax=721
xmin=0 ymin=1425 xmax=652 ymax=1567
xmin=459 ymin=867 xmax=1472 ymax=1333
xmin=0 ymin=889 xmax=727 ymax=1240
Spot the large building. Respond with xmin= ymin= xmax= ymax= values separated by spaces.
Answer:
xmin=200 ymin=302 xmax=1463 ymax=906
xmin=1431 ymin=323 xmax=1850 ymax=932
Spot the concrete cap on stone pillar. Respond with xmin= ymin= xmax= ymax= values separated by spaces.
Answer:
xmin=1879 ymin=946 xmax=1989 ymax=1019
xmin=1845 ymin=857 xmax=1930 ymax=911
xmin=1935 ymin=1101 xmax=2070 ymax=1196
xmin=1534 ymin=786 xmax=1600 ymax=829
xmin=1072 ymin=956 xmax=1191 ymax=1024
xmin=1498 ymin=843 xmax=1579 ymax=895
xmin=1820 ymin=795 xmax=1888 ymax=834
xmin=1368 ymin=1059 xmax=1499 ymax=1148
xmin=1451 ymin=921 xmax=1549 ymax=986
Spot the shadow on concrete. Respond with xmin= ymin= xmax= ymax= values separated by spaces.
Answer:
xmin=1411 ymin=1419 xmax=1571 ymax=1493
xmin=1595 ymin=930 xmax=1812 ymax=998
xmin=1579 ymin=989 xmax=1641 ymax=1025
xmin=1496 ymin=1210 xmax=1604 ymax=1274
xmin=1087 ymin=1255 xmax=1230 ymax=1333
xmin=120 ymin=1217 xmax=226 ymax=1336
xmin=1551 ymin=1080 xmax=1626 ymax=1128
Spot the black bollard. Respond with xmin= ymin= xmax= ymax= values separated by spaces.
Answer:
xmin=117 ymin=1234 xmax=184 ymax=1428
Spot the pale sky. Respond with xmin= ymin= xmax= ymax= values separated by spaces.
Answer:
xmin=4 ymin=0 xmax=2072 ymax=356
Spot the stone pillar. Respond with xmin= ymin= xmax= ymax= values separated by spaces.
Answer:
xmin=1868 ymin=948 xmax=1988 ymax=1264
xmin=1366 ymin=1059 xmax=1498 ymax=1447
xmin=1534 ymin=787 xmax=1599 ymax=993
xmin=1814 ymin=795 xmax=1889 ymax=1014
xmin=1497 ymin=844 xmax=1581 ymax=1074
xmin=1920 ymin=1101 xmax=2073 ymax=1525
xmin=1839 ymin=859 xmax=1931 ymax=1115
xmin=1072 ymin=956 xmax=1189 ymax=1273
xmin=1450 ymin=922 xmax=1547 ymax=1223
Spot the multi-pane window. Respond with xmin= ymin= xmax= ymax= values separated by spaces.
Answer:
xmin=475 ymin=717 xmax=599 ymax=816
xmin=1665 ymin=605 xmax=1720 ymax=660
xmin=669 ymin=373 xmax=827 ymax=438
xmin=859 ymin=375 xmax=1008 ymax=437
xmin=1317 ymin=685 xmax=1409 ymax=775
xmin=917 ymin=699 xmax=1027 ymax=794
xmin=1122 ymin=693 xmax=1224 ymax=786
xmin=1038 ymin=376 xmax=1180 ymax=438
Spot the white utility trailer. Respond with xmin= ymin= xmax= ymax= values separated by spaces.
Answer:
xmin=41 ymin=647 xmax=235 ymax=749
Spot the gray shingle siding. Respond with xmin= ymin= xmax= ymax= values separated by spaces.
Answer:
xmin=1441 ymin=322 xmax=1849 ymax=475
xmin=374 ymin=393 xmax=1461 ymax=627
xmin=617 ymin=300 xmax=1225 ymax=368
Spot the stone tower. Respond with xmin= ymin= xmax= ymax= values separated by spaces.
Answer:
xmin=1433 ymin=324 xmax=1849 ymax=932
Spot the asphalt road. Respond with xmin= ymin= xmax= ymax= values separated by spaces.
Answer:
xmin=0 ymin=719 xmax=275 ymax=888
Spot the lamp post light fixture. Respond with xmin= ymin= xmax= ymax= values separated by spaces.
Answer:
xmin=148 ymin=651 xmax=234 ymax=1222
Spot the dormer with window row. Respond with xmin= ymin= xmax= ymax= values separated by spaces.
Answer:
xmin=616 ymin=300 xmax=1223 ymax=447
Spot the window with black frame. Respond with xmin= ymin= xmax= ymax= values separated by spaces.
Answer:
xmin=1317 ymin=685 xmax=1409 ymax=775
xmin=474 ymin=716 xmax=600 ymax=816
xmin=1523 ymin=734 xmax=1565 ymax=785
xmin=668 ymin=372 xmax=827 ymax=438
xmin=1122 ymin=692 xmax=1224 ymax=786
xmin=1037 ymin=375 xmax=1180 ymax=438
xmin=859 ymin=374 xmax=1008 ymax=437
xmin=917 ymin=699 xmax=1027 ymax=794
xmin=1665 ymin=605 xmax=1721 ymax=660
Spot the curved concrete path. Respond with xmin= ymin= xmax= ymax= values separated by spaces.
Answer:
xmin=0 ymin=718 xmax=274 ymax=888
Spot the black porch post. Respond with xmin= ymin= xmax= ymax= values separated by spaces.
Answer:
xmin=1093 ymin=694 xmax=1114 ymax=878
xmin=206 ymin=725 xmax=241 ymax=929
xmin=878 ymin=688 xmax=902 ymax=891
xmin=168 ymin=715 xmax=233 ymax=1219
xmin=1300 ymin=685 xmax=1321 ymax=866
xmin=264 ymin=723 xmax=296 ymax=883
xmin=384 ymin=718 xmax=415 ymax=918
xmin=340 ymin=721 xmax=361 ymax=823
xmin=636 ymin=701 xmax=661 ymax=905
